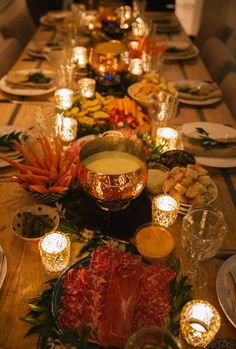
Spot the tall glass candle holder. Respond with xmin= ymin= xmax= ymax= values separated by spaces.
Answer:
xmin=180 ymin=300 xmax=221 ymax=347
xmin=129 ymin=58 xmax=143 ymax=76
xmin=156 ymin=127 xmax=178 ymax=152
xmin=39 ymin=231 xmax=70 ymax=277
xmin=78 ymin=78 xmax=96 ymax=98
xmin=58 ymin=116 xmax=78 ymax=144
xmin=73 ymin=46 xmax=88 ymax=68
xmin=152 ymin=194 xmax=178 ymax=227
xmin=54 ymin=88 xmax=74 ymax=110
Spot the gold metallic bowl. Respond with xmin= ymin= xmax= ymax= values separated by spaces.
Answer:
xmin=78 ymin=136 xmax=148 ymax=211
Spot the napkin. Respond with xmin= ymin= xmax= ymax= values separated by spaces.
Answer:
xmin=165 ymin=44 xmax=195 ymax=57
xmin=176 ymin=82 xmax=222 ymax=101
xmin=5 ymin=72 xmax=54 ymax=89
xmin=182 ymin=134 xmax=236 ymax=158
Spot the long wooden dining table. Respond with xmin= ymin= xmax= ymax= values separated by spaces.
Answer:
xmin=0 ymin=9 xmax=236 ymax=349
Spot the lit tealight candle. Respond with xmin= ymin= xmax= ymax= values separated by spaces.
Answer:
xmin=39 ymin=231 xmax=70 ymax=277
xmin=54 ymin=88 xmax=74 ymax=110
xmin=129 ymin=58 xmax=143 ymax=76
xmin=152 ymin=194 xmax=178 ymax=227
xmin=180 ymin=300 xmax=221 ymax=347
xmin=78 ymin=78 xmax=96 ymax=98
xmin=58 ymin=116 xmax=78 ymax=144
xmin=73 ymin=46 xmax=88 ymax=68
xmin=156 ymin=127 xmax=178 ymax=152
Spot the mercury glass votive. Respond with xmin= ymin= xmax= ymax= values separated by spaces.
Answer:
xmin=54 ymin=88 xmax=74 ymax=110
xmin=152 ymin=194 xmax=178 ymax=227
xmin=39 ymin=231 xmax=70 ymax=277
xmin=78 ymin=78 xmax=96 ymax=98
xmin=156 ymin=127 xmax=178 ymax=152
xmin=73 ymin=46 xmax=88 ymax=68
xmin=129 ymin=58 xmax=143 ymax=76
xmin=180 ymin=300 xmax=221 ymax=348
xmin=58 ymin=116 xmax=78 ymax=144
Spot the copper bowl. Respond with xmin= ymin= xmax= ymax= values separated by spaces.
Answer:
xmin=78 ymin=136 xmax=148 ymax=211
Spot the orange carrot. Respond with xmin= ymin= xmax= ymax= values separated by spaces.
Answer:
xmin=1 ymin=157 xmax=24 ymax=171
xmin=13 ymin=140 xmax=37 ymax=167
xmin=48 ymin=186 xmax=68 ymax=192
xmin=20 ymin=164 xmax=49 ymax=176
xmin=27 ymin=143 xmax=46 ymax=169
xmin=55 ymin=136 xmax=62 ymax=171
xmin=28 ymin=184 xmax=49 ymax=194
xmin=39 ymin=138 xmax=51 ymax=170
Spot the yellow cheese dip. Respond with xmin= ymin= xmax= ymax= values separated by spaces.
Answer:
xmin=135 ymin=223 xmax=175 ymax=263
xmin=82 ymin=150 xmax=143 ymax=175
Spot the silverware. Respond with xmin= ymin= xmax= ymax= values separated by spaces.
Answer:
xmin=225 ymin=270 xmax=236 ymax=313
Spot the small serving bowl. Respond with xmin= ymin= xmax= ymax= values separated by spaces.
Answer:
xmin=10 ymin=204 xmax=60 ymax=241
xmin=160 ymin=150 xmax=196 ymax=169
xmin=135 ymin=222 xmax=175 ymax=263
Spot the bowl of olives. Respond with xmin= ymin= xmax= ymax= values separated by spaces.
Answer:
xmin=10 ymin=204 xmax=60 ymax=241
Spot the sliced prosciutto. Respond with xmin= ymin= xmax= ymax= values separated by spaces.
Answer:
xmin=59 ymin=246 xmax=176 ymax=348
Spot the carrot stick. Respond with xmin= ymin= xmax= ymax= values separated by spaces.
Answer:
xmin=28 ymin=184 xmax=49 ymax=194
xmin=39 ymin=138 xmax=51 ymax=170
xmin=48 ymin=186 xmax=68 ymax=192
xmin=27 ymin=143 xmax=46 ymax=169
xmin=55 ymin=136 xmax=62 ymax=171
xmin=20 ymin=164 xmax=49 ymax=176
xmin=13 ymin=141 xmax=37 ymax=167
xmin=1 ymin=157 xmax=24 ymax=171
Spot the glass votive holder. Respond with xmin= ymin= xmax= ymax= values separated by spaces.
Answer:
xmin=152 ymin=194 xmax=178 ymax=227
xmin=54 ymin=88 xmax=74 ymax=110
xmin=156 ymin=127 xmax=178 ymax=152
xmin=73 ymin=46 xmax=88 ymax=68
xmin=78 ymin=78 xmax=96 ymax=98
xmin=180 ymin=300 xmax=221 ymax=348
xmin=58 ymin=116 xmax=78 ymax=144
xmin=39 ymin=231 xmax=70 ymax=277
xmin=129 ymin=58 xmax=143 ymax=76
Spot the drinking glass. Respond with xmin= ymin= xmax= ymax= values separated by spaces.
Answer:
xmin=148 ymin=91 xmax=178 ymax=140
xmin=181 ymin=205 xmax=228 ymax=288
xmin=125 ymin=327 xmax=181 ymax=349
xmin=35 ymin=104 xmax=59 ymax=144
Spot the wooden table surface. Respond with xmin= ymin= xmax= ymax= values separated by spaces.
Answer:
xmin=0 ymin=11 xmax=236 ymax=349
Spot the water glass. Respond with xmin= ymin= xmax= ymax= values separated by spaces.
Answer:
xmin=181 ymin=205 xmax=228 ymax=288
xmin=125 ymin=327 xmax=181 ymax=349
xmin=35 ymin=104 xmax=59 ymax=144
xmin=149 ymin=91 xmax=178 ymax=140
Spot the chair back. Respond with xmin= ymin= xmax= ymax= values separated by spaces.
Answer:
xmin=220 ymin=72 xmax=236 ymax=120
xmin=201 ymin=37 xmax=235 ymax=84
xmin=0 ymin=37 xmax=21 ymax=78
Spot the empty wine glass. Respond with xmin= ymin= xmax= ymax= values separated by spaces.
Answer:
xmin=125 ymin=327 xmax=181 ymax=349
xmin=181 ymin=205 xmax=228 ymax=289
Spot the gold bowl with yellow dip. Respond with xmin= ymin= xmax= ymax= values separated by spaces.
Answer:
xmin=78 ymin=135 xmax=148 ymax=211
xmin=135 ymin=222 xmax=175 ymax=263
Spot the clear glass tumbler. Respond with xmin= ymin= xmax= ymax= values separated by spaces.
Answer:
xmin=125 ymin=327 xmax=181 ymax=349
xmin=148 ymin=91 xmax=178 ymax=140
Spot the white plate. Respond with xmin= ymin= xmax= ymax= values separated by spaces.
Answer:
xmin=0 ymin=69 xmax=56 ymax=96
xmin=181 ymin=122 xmax=236 ymax=168
xmin=172 ymin=80 xmax=222 ymax=106
xmin=163 ymin=41 xmax=199 ymax=61
xmin=216 ymin=254 xmax=236 ymax=328
xmin=0 ymin=245 xmax=7 ymax=289
xmin=0 ymin=126 xmax=25 ymax=168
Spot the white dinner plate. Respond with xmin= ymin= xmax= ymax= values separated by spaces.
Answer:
xmin=163 ymin=41 xmax=199 ymax=61
xmin=181 ymin=122 xmax=236 ymax=168
xmin=0 ymin=245 xmax=7 ymax=289
xmin=0 ymin=69 xmax=56 ymax=96
xmin=172 ymin=80 xmax=222 ymax=106
xmin=216 ymin=254 xmax=236 ymax=328
xmin=0 ymin=125 xmax=26 ymax=168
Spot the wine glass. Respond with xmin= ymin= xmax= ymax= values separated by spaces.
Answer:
xmin=125 ymin=327 xmax=181 ymax=349
xmin=181 ymin=205 xmax=228 ymax=289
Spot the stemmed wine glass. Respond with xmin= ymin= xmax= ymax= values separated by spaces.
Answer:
xmin=181 ymin=205 xmax=228 ymax=289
